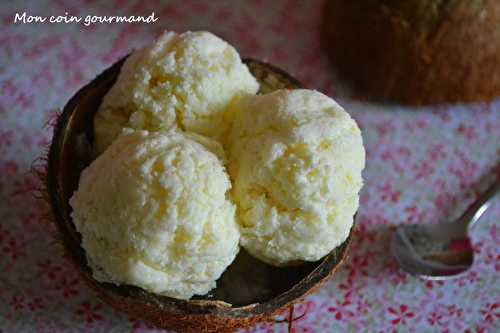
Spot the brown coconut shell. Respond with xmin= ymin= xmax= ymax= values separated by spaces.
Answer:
xmin=46 ymin=57 xmax=353 ymax=333
xmin=323 ymin=0 xmax=500 ymax=105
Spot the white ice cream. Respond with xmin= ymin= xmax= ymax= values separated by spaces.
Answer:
xmin=70 ymin=130 xmax=239 ymax=299
xmin=229 ymin=89 xmax=365 ymax=266
xmin=94 ymin=30 xmax=259 ymax=154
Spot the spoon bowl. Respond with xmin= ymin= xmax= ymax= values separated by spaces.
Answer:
xmin=391 ymin=180 xmax=499 ymax=280
xmin=391 ymin=222 xmax=473 ymax=279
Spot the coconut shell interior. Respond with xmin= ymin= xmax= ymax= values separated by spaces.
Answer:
xmin=47 ymin=57 xmax=352 ymax=332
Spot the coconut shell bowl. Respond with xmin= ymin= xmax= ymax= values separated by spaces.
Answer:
xmin=46 ymin=57 xmax=353 ymax=333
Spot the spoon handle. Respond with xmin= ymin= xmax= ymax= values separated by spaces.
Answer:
xmin=458 ymin=179 xmax=500 ymax=230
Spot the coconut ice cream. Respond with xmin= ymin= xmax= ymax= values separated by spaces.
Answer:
xmin=229 ymin=89 xmax=365 ymax=266
xmin=94 ymin=30 xmax=259 ymax=154
xmin=70 ymin=130 xmax=239 ymax=299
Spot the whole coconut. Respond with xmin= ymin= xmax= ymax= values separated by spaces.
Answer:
xmin=324 ymin=0 xmax=500 ymax=104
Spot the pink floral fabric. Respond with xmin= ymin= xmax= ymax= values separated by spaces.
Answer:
xmin=1 ymin=1 xmax=499 ymax=332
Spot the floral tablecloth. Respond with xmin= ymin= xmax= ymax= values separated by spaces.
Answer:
xmin=1 ymin=1 xmax=499 ymax=332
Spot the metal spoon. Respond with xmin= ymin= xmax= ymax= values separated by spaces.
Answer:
xmin=391 ymin=180 xmax=499 ymax=280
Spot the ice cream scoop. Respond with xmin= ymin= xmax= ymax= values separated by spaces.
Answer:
xmin=70 ymin=130 xmax=239 ymax=299
xmin=229 ymin=89 xmax=365 ymax=266
xmin=94 ymin=30 xmax=259 ymax=154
